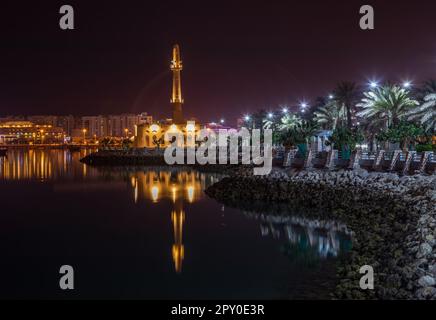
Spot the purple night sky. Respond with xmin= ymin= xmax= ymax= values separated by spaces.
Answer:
xmin=0 ymin=0 xmax=435 ymax=125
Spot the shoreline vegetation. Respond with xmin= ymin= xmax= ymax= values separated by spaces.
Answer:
xmin=80 ymin=148 xmax=435 ymax=175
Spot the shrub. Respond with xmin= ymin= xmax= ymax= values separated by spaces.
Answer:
xmin=415 ymin=144 xmax=434 ymax=152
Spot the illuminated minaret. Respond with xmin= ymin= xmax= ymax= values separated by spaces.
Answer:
xmin=170 ymin=44 xmax=184 ymax=124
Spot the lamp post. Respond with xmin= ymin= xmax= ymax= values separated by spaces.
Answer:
xmin=369 ymin=81 xmax=378 ymax=88
xmin=403 ymin=81 xmax=412 ymax=89
xmin=82 ymin=129 xmax=87 ymax=144
xmin=40 ymin=129 xmax=44 ymax=144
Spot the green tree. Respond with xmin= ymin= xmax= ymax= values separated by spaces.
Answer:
xmin=314 ymin=100 xmax=346 ymax=130
xmin=278 ymin=120 xmax=318 ymax=154
xmin=326 ymin=127 xmax=364 ymax=158
xmin=376 ymin=121 xmax=424 ymax=150
xmin=278 ymin=113 xmax=302 ymax=131
xmin=407 ymin=93 xmax=436 ymax=133
xmin=357 ymin=84 xmax=419 ymax=128
xmin=333 ymin=82 xmax=361 ymax=129
xmin=414 ymin=79 xmax=436 ymax=101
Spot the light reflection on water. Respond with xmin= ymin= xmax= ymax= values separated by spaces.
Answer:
xmin=128 ymin=170 xmax=221 ymax=273
xmin=0 ymin=148 xmax=96 ymax=180
xmin=0 ymin=149 xmax=352 ymax=298
xmin=244 ymin=212 xmax=353 ymax=262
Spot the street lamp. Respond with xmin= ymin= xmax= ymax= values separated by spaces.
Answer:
xmin=220 ymin=119 xmax=225 ymax=124
xmin=328 ymin=94 xmax=334 ymax=100
xmin=267 ymin=113 xmax=273 ymax=119
xmin=369 ymin=81 xmax=378 ymax=88
xmin=82 ymin=128 xmax=87 ymax=144
xmin=282 ymin=108 xmax=288 ymax=114
xmin=244 ymin=115 xmax=251 ymax=122
xmin=403 ymin=81 xmax=412 ymax=88
xmin=124 ymin=128 xmax=129 ymax=138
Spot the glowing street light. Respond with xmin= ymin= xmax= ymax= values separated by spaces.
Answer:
xmin=282 ymin=108 xmax=288 ymax=114
xmin=267 ymin=113 xmax=273 ymax=119
xmin=82 ymin=128 xmax=87 ymax=144
xmin=328 ymin=94 xmax=334 ymax=99
xmin=300 ymin=102 xmax=308 ymax=109
xmin=403 ymin=81 xmax=412 ymax=88
xmin=369 ymin=81 xmax=378 ymax=88
xmin=40 ymin=129 xmax=45 ymax=144
xmin=220 ymin=119 xmax=225 ymax=124
xmin=244 ymin=115 xmax=251 ymax=122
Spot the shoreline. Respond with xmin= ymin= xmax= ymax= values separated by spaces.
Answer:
xmin=205 ymin=168 xmax=436 ymax=299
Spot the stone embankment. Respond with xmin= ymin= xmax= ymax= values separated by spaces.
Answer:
xmin=206 ymin=168 xmax=436 ymax=299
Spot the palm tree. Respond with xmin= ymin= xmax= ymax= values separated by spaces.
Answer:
xmin=359 ymin=118 xmax=385 ymax=152
xmin=333 ymin=82 xmax=361 ymax=129
xmin=278 ymin=119 xmax=318 ymax=154
xmin=278 ymin=113 xmax=302 ymax=131
xmin=414 ymin=79 xmax=436 ymax=101
xmin=407 ymin=93 xmax=436 ymax=133
xmin=314 ymin=101 xmax=346 ymax=130
xmin=357 ymin=85 xmax=419 ymax=128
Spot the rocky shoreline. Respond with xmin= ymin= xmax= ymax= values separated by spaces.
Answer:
xmin=205 ymin=168 xmax=436 ymax=299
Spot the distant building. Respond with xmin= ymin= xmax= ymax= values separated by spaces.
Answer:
xmin=0 ymin=121 xmax=64 ymax=144
xmin=82 ymin=113 xmax=152 ymax=138
xmin=56 ymin=115 xmax=76 ymax=136
xmin=27 ymin=115 xmax=59 ymax=127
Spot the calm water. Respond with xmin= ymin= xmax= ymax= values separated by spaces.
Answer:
xmin=0 ymin=149 xmax=351 ymax=299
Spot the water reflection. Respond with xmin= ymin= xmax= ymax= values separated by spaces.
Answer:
xmin=0 ymin=148 xmax=96 ymax=180
xmin=129 ymin=170 xmax=221 ymax=273
xmin=130 ymin=171 xmax=211 ymax=204
xmin=0 ymin=149 xmax=352 ymax=279
xmin=243 ymin=211 xmax=353 ymax=264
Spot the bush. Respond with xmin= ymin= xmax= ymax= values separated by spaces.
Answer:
xmin=326 ymin=127 xmax=364 ymax=152
xmin=415 ymin=144 xmax=434 ymax=152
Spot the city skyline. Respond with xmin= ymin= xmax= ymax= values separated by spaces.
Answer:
xmin=1 ymin=1 xmax=436 ymax=124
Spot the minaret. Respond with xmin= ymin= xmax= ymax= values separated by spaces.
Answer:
xmin=170 ymin=44 xmax=184 ymax=124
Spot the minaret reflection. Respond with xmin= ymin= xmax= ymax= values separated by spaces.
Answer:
xmin=172 ymin=199 xmax=185 ymax=273
xmin=131 ymin=170 xmax=212 ymax=273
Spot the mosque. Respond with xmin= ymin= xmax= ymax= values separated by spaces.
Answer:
xmin=134 ymin=45 xmax=201 ymax=148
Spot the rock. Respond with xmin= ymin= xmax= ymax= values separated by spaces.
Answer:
xmin=416 ymin=287 xmax=436 ymax=299
xmin=429 ymin=264 xmax=436 ymax=277
xmin=417 ymin=243 xmax=433 ymax=258
xmin=418 ymin=275 xmax=436 ymax=287
xmin=205 ymin=168 xmax=436 ymax=300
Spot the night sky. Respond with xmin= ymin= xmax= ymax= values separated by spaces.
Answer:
xmin=0 ymin=0 xmax=435 ymax=125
